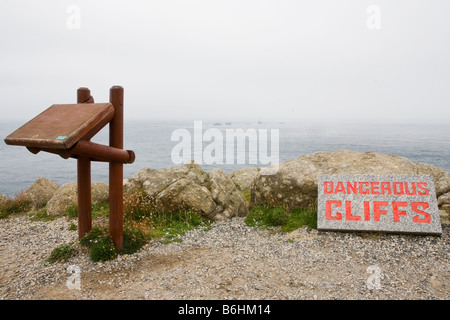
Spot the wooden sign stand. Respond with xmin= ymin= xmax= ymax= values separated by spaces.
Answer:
xmin=4 ymin=86 xmax=135 ymax=251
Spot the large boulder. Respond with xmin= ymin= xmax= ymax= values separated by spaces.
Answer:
xmin=230 ymin=167 xmax=260 ymax=191
xmin=124 ymin=163 xmax=248 ymax=221
xmin=124 ymin=162 xmax=209 ymax=196
xmin=156 ymin=178 xmax=217 ymax=219
xmin=438 ymin=192 xmax=450 ymax=207
xmin=46 ymin=182 xmax=109 ymax=216
xmin=23 ymin=178 xmax=59 ymax=209
xmin=251 ymin=150 xmax=450 ymax=209
xmin=208 ymin=168 xmax=248 ymax=220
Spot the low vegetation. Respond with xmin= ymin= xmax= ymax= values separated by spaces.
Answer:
xmin=28 ymin=208 xmax=56 ymax=222
xmin=1 ymin=187 xmax=211 ymax=263
xmin=65 ymin=203 xmax=110 ymax=220
xmin=0 ymin=192 xmax=31 ymax=219
xmin=122 ymin=188 xmax=210 ymax=243
xmin=46 ymin=243 xmax=77 ymax=263
xmin=65 ymin=188 xmax=211 ymax=262
xmin=79 ymin=226 xmax=149 ymax=262
xmin=79 ymin=227 xmax=119 ymax=262
xmin=245 ymin=205 xmax=317 ymax=232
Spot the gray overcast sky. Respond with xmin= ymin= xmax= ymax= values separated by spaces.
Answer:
xmin=0 ymin=0 xmax=449 ymax=123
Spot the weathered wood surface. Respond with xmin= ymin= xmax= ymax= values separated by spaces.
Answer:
xmin=4 ymin=103 xmax=114 ymax=150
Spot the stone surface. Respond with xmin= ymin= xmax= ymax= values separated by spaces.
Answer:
xmin=438 ymin=192 xmax=450 ymax=207
xmin=155 ymin=178 xmax=217 ymax=219
xmin=208 ymin=169 xmax=248 ymax=221
xmin=439 ymin=209 xmax=450 ymax=225
xmin=124 ymin=163 xmax=248 ymax=221
xmin=317 ymin=174 xmax=442 ymax=235
xmin=46 ymin=182 xmax=109 ymax=216
xmin=124 ymin=162 xmax=208 ymax=196
xmin=229 ymin=167 xmax=260 ymax=191
xmin=251 ymin=150 xmax=450 ymax=209
xmin=23 ymin=178 xmax=59 ymax=209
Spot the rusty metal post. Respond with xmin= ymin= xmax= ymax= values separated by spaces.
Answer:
xmin=76 ymin=87 xmax=93 ymax=239
xmin=109 ymin=86 xmax=124 ymax=251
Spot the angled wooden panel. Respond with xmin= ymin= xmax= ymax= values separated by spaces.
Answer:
xmin=4 ymin=103 xmax=114 ymax=150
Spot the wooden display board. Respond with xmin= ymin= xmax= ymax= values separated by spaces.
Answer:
xmin=5 ymin=103 xmax=114 ymax=150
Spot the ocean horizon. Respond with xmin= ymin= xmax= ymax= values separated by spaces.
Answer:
xmin=1 ymin=120 xmax=449 ymax=198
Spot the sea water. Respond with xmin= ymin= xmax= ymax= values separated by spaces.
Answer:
xmin=0 ymin=120 xmax=449 ymax=197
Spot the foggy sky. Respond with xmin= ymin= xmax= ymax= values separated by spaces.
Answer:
xmin=0 ymin=0 xmax=449 ymax=124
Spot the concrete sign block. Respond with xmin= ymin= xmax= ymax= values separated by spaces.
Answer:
xmin=317 ymin=174 xmax=442 ymax=235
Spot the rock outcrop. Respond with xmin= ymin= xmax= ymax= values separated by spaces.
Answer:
xmin=438 ymin=192 xmax=450 ymax=207
xmin=208 ymin=168 xmax=249 ymax=220
xmin=229 ymin=167 xmax=260 ymax=192
xmin=251 ymin=150 xmax=450 ymax=209
xmin=22 ymin=150 xmax=450 ymax=218
xmin=23 ymin=178 xmax=59 ymax=209
xmin=46 ymin=182 xmax=109 ymax=216
xmin=124 ymin=162 xmax=248 ymax=221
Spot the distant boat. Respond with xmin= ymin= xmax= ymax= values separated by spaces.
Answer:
xmin=213 ymin=123 xmax=221 ymax=126
xmin=257 ymin=118 xmax=263 ymax=124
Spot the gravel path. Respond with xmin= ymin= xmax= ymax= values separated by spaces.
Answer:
xmin=0 ymin=214 xmax=449 ymax=300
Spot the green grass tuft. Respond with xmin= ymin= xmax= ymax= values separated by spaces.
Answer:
xmin=65 ymin=203 xmax=110 ymax=220
xmin=122 ymin=226 xmax=149 ymax=255
xmin=89 ymin=237 xmax=119 ymax=262
xmin=65 ymin=205 xmax=78 ymax=219
xmin=245 ymin=206 xmax=289 ymax=228
xmin=47 ymin=243 xmax=77 ymax=263
xmin=79 ymin=226 xmax=104 ymax=246
xmin=281 ymin=207 xmax=317 ymax=231
xmin=68 ymin=222 xmax=77 ymax=231
xmin=80 ymin=226 xmax=149 ymax=261
xmin=245 ymin=205 xmax=317 ymax=232
xmin=80 ymin=227 xmax=118 ymax=262
xmin=28 ymin=209 xmax=56 ymax=222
